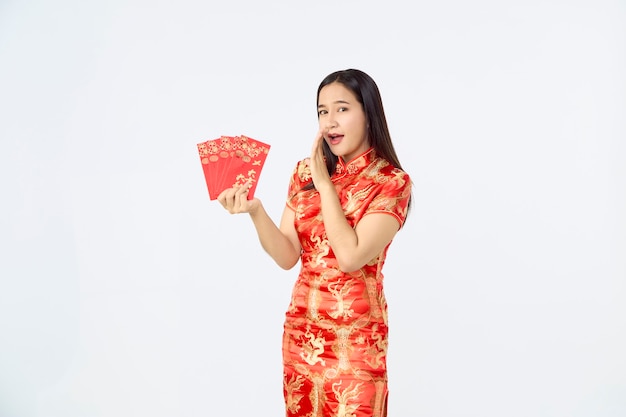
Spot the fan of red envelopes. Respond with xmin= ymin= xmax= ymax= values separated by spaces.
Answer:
xmin=197 ymin=134 xmax=271 ymax=200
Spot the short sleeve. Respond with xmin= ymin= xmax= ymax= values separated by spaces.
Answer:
xmin=363 ymin=170 xmax=412 ymax=228
xmin=286 ymin=159 xmax=312 ymax=211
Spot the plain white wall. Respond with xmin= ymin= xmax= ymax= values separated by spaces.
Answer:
xmin=1 ymin=0 xmax=625 ymax=416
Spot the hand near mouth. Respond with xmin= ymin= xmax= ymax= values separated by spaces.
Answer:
xmin=309 ymin=127 xmax=333 ymax=192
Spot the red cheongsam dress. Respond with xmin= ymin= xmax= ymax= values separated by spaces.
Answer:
xmin=282 ymin=148 xmax=412 ymax=417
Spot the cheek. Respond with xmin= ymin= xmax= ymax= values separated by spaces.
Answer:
xmin=347 ymin=116 xmax=366 ymax=131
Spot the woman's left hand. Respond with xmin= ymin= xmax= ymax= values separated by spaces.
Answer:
xmin=309 ymin=128 xmax=333 ymax=191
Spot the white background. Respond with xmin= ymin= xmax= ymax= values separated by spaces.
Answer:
xmin=1 ymin=1 xmax=625 ymax=416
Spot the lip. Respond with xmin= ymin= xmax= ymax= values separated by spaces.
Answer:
xmin=327 ymin=134 xmax=344 ymax=145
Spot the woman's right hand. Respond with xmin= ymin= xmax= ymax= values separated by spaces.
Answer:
xmin=217 ymin=182 xmax=261 ymax=214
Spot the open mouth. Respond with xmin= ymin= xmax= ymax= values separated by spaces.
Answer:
xmin=327 ymin=134 xmax=343 ymax=145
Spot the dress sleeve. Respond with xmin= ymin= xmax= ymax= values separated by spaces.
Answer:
xmin=363 ymin=170 xmax=412 ymax=228
xmin=286 ymin=159 xmax=311 ymax=211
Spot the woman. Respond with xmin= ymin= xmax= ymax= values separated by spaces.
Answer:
xmin=218 ymin=69 xmax=412 ymax=417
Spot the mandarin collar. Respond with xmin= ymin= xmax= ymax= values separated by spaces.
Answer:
xmin=334 ymin=148 xmax=376 ymax=176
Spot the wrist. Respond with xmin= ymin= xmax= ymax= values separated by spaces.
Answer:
xmin=316 ymin=181 xmax=335 ymax=195
xmin=247 ymin=199 xmax=263 ymax=217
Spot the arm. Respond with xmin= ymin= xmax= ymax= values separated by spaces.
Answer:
xmin=249 ymin=202 xmax=301 ymax=270
xmin=218 ymin=184 xmax=301 ymax=270
xmin=316 ymin=181 xmax=400 ymax=272
xmin=309 ymin=130 xmax=401 ymax=272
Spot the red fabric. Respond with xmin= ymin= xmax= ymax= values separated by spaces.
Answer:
xmin=282 ymin=148 xmax=411 ymax=417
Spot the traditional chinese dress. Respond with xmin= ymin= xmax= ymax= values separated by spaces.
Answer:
xmin=282 ymin=148 xmax=411 ymax=417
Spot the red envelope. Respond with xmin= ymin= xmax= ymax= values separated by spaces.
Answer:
xmin=197 ymin=135 xmax=235 ymax=200
xmin=197 ymin=134 xmax=270 ymax=200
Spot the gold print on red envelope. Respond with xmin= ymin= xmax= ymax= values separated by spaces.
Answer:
xmin=197 ymin=134 xmax=270 ymax=200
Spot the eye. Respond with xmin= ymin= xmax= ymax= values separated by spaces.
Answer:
xmin=338 ymin=107 xmax=348 ymax=112
xmin=318 ymin=109 xmax=328 ymax=116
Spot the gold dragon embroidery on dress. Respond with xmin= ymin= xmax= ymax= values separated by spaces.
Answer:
xmin=297 ymin=159 xmax=312 ymax=182
xmin=308 ymin=232 xmax=330 ymax=268
xmin=332 ymin=380 xmax=364 ymax=417
xmin=328 ymin=277 xmax=356 ymax=320
xmin=363 ymin=323 xmax=387 ymax=369
xmin=284 ymin=373 xmax=305 ymax=414
xmin=343 ymin=183 xmax=375 ymax=217
xmin=299 ymin=328 xmax=326 ymax=366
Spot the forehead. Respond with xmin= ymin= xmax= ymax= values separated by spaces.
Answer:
xmin=318 ymin=82 xmax=357 ymax=105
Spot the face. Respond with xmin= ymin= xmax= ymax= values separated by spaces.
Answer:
xmin=317 ymin=82 xmax=370 ymax=162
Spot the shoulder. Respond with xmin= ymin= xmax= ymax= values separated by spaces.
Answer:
xmin=362 ymin=158 xmax=412 ymax=226
xmin=367 ymin=157 xmax=411 ymax=186
xmin=291 ymin=157 xmax=312 ymax=183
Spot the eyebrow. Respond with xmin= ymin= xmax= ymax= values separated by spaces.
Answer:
xmin=318 ymin=99 xmax=351 ymax=109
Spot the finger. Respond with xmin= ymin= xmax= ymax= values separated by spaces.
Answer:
xmin=217 ymin=188 xmax=230 ymax=207
xmin=310 ymin=128 xmax=321 ymax=154
xmin=231 ymin=181 xmax=252 ymax=212
xmin=218 ymin=186 xmax=239 ymax=212
xmin=237 ymin=184 xmax=251 ymax=209
xmin=311 ymin=135 xmax=326 ymax=174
